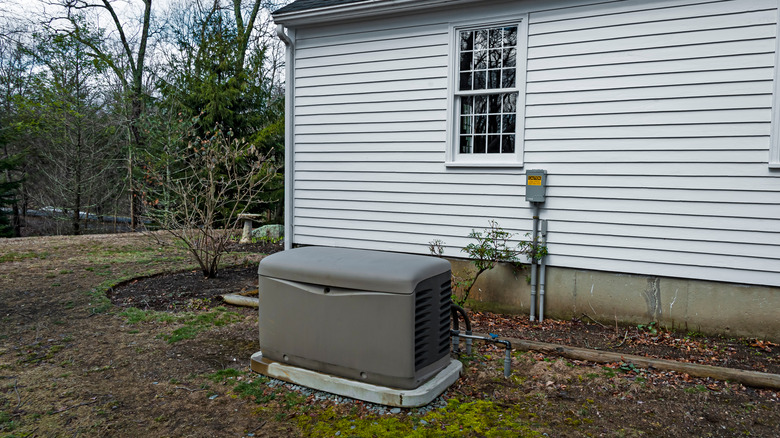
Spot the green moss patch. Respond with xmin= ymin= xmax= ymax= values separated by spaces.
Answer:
xmin=299 ymin=398 xmax=542 ymax=438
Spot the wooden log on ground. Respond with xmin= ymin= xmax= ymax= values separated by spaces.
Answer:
xmin=485 ymin=334 xmax=780 ymax=390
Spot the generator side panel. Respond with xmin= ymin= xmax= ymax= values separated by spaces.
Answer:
xmin=258 ymin=276 xmax=417 ymax=388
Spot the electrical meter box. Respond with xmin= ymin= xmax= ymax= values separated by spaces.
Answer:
xmin=525 ymin=169 xmax=547 ymax=203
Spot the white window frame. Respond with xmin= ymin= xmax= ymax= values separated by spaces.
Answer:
xmin=446 ymin=15 xmax=528 ymax=168
xmin=771 ymin=15 xmax=780 ymax=169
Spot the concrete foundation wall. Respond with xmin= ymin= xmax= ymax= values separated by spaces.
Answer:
xmin=451 ymin=260 xmax=780 ymax=342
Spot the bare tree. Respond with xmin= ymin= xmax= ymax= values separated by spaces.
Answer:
xmin=46 ymin=0 xmax=153 ymax=230
xmin=142 ymin=125 xmax=278 ymax=277
xmin=23 ymin=30 xmax=124 ymax=235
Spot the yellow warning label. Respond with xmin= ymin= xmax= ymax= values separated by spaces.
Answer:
xmin=527 ymin=175 xmax=542 ymax=186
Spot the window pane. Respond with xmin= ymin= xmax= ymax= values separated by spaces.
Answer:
xmin=489 ymin=28 xmax=502 ymax=48
xmin=460 ymin=51 xmax=473 ymax=71
xmin=489 ymin=49 xmax=501 ymax=69
xmin=503 ymin=26 xmax=517 ymax=46
xmin=475 ymin=115 xmax=487 ymax=134
xmin=501 ymin=69 xmax=515 ymax=88
xmin=474 ymin=95 xmax=487 ymax=114
xmin=503 ymin=48 xmax=516 ymax=68
xmin=460 ymin=116 xmax=472 ymax=134
xmin=501 ymin=135 xmax=515 ymax=153
xmin=474 ymin=70 xmax=486 ymax=89
xmin=460 ymin=136 xmax=472 ymax=153
xmin=488 ymin=70 xmax=501 ymax=89
xmin=488 ymin=94 xmax=501 ymax=113
xmin=474 ymin=50 xmax=487 ymax=70
xmin=474 ymin=29 xmax=487 ymax=51
xmin=487 ymin=135 xmax=501 ymax=153
xmin=502 ymin=93 xmax=517 ymax=112
xmin=460 ymin=31 xmax=474 ymax=51
xmin=488 ymin=115 xmax=500 ymax=133
xmin=474 ymin=135 xmax=487 ymax=153
xmin=459 ymin=72 xmax=472 ymax=91
xmin=461 ymin=96 xmax=473 ymax=115
xmin=502 ymin=114 xmax=516 ymax=133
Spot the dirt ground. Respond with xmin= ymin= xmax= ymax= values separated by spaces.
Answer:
xmin=1 ymin=233 xmax=778 ymax=437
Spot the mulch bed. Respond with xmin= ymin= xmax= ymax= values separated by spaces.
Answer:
xmin=108 ymin=264 xmax=260 ymax=312
xmin=108 ymin=240 xmax=281 ymax=311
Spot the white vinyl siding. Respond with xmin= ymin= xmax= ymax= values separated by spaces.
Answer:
xmin=288 ymin=0 xmax=780 ymax=288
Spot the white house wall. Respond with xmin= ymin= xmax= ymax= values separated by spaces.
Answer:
xmin=289 ymin=0 xmax=780 ymax=287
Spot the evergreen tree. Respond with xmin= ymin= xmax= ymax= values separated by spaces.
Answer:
xmin=0 ymin=152 xmax=22 ymax=238
xmin=155 ymin=1 xmax=285 ymax=224
xmin=0 ymin=36 xmax=31 ymax=237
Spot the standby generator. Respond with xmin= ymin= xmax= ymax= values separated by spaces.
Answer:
xmin=255 ymin=246 xmax=453 ymax=390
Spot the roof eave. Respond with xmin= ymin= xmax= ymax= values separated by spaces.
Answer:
xmin=273 ymin=0 xmax=476 ymax=26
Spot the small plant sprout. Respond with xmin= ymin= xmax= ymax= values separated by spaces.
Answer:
xmin=637 ymin=321 xmax=659 ymax=335
xmin=428 ymin=239 xmax=445 ymax=257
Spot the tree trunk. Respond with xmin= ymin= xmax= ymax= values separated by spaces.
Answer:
xmin=12 ymin=202 xmax=20 ymax=237
xmin=74 ymin=97 xmax=82 ymax=235
xmin=128 ymin=83 xmax=144 ymax=231
xmin=2 ymin=144 xmax=21 ymax=237
xmin=72 ymin=185 xmax=81 ymax=235
xmin=128 ymin=145 xmax=138 ymax=231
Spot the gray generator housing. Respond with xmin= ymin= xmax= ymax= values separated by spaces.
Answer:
xmin=257 ymin=247 xmax=452 ymax=390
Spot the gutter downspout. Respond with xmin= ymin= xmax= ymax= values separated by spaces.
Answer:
xmin=277 ymin=24 xmax=295 ymax=251
xmin=538 ymin=219 xmax=548 ymax=322
xmin=529 ymin=203 xmax=539 ymax=321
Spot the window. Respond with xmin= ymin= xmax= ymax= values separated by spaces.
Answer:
xmin=448 ymin=18 xmax=527 ymax=166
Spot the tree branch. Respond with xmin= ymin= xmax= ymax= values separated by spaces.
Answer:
xmin=99 ymin=0 xmax=138 ymax=79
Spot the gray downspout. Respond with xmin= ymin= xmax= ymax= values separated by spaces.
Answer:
xmin=529 ymin=203 xmax=539 ymax=322
xmin=538 ymin=219 xmax=547 ymax=322
xmin=276 ymin=24 xmax=295 ymax=251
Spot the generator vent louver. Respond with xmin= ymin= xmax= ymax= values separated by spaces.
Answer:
xmin=414 ymin=275 xmax=452 ymax=370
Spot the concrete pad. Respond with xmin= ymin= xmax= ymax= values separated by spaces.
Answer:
xmin=250 ymin=351 xmax=462 ymax=408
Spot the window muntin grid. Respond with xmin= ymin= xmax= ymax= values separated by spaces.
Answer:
xmin=459 ymin=93 xmax=517 ymax=154
xmin=456 ymin=25 xmax=518 ymax=156
xmin=458 ymin=26 xmax=517 ymax=91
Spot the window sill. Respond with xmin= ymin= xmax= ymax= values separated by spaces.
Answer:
xmin=445 ymin=161 xmax=525 ymax=169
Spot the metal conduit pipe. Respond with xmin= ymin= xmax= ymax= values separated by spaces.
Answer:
xmin=451 ymin=304 xmax=473 ymax=355
xmin=538 ymin=219 xmax=548 ymax=322
xmin=453 ymin=332 xmax=513 ymax=378
xmin=451 ymin=307 xmax=460 ymax=354
xmin=529 ymin=204 xmax=539 ymax=322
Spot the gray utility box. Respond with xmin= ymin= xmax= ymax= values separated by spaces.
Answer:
xmin=525 ymin=169 xmax=547 ymax=203
xmin=257 ymin=246 xmax=452 ymax=390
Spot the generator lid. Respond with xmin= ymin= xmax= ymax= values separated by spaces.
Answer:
xmin=258 ymin=246 xmax=451 ymax=294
